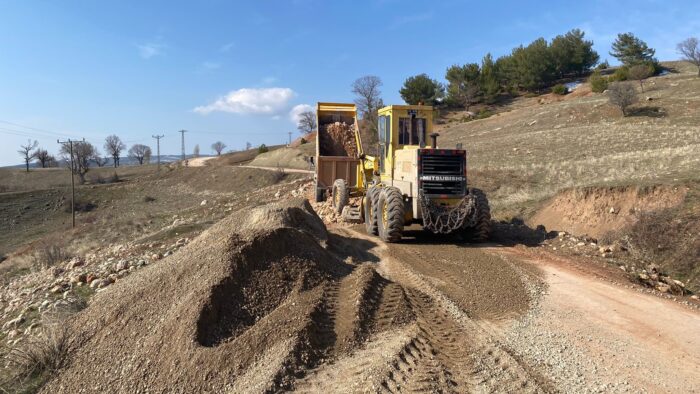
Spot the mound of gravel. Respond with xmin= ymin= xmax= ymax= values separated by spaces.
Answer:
xmin=41 ymin=198 xmax=347 ymax=393
xmin=242 ymin=198 xmax=328 ymax=245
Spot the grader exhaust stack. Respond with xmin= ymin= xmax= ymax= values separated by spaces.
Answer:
xmin=314 ymin=102 xmax=491 ymax=243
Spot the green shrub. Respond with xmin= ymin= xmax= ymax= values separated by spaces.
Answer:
xmin=590 ymin=71 xmax=609 ymax=93
xmin=551 ymin=84 xmax=568 ymax=95
xmin=476 ymin=108 xmax=494 ymax=119
xmin=299 ymin=138 xmax=307 ymax=145
xmin=610 ymin=66 xmax=629 ymax=82
xmin=258 ymin=144 xmax=269 ymax=154
xmin=596 ymin=60 xmax=610 ymax=70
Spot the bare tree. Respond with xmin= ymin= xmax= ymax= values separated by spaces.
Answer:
xmin=608 ymin=82 xmax=639 ymax=116
xmin=245 ymin=142 xmax=252 ymax=151
xmin=296 ymin=111 xmax=317 ymax=135
xmin=18 ymin=140 xmax=38 ymax=172
xmin=211 ymin=141 xmax=226 ymax=156
xmin=677 ymin=37 xmax=700 ymax=77
xmin=35 ymin=148 xmax=54 ymax=168
xmin=60 ymin=141 xmax=96 ymax=184
xmin=104 ymin=135 xmax=125 ymax=168
xmin=128 ymin=144 xmax=151 ymax=165
xmin=628 ymin=64 xmax=653 ymax=93
xmin=193 ymin=144 xmax=200 ymax=157
xmin=352 ymin=76 xmax=383 ymax=132
xmin=91 ymin=148 xmax=108 ymax=167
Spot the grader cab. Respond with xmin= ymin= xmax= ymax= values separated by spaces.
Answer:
xmin=314 ymin=102 xmax=491 ymax=243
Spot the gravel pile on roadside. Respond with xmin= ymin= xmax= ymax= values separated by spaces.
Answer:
xmin=38 ymin=198 xmax=348 ymax=393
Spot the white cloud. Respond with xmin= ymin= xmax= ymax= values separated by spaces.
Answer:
xmin=198 ymin=62 xmax=222 ymax=73
xmin=289 ymin=104 xmax=314 ymax=125
xmin=194 ymin=87 xmax=296 ymax=115
xmin=220 ymin=42 xmax=235 ymax=53
xmin=137 ymin=43 xmax=165 ymax=59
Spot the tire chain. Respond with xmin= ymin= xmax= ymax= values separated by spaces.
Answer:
xmin=419 ymin=190 xmax=477 ymax=234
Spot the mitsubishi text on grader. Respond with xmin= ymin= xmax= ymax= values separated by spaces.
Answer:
xmin=314 ymin=102 xmax=490 ymax=242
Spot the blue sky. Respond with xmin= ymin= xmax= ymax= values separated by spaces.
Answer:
xmin=1 ymin=0 xmax=698 ymax=166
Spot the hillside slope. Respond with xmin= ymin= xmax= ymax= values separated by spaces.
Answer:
xmin=437 ymin=61 xmax=700 ymax=217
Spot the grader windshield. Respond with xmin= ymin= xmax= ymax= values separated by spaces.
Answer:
xmin=398 ymin=116 xmax=427 ymax=146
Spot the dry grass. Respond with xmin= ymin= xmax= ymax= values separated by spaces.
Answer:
xmin=1 ymin=313 xmax=79 ymax=393
xmin=28 ymin=242 xmax=70 ymax=271
xmin=0 ymin=165 xmax=152 ymax=193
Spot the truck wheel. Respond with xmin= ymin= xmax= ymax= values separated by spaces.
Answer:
xmin=377 ymin=187 xmax=404 ymax=242
xmin=364 ymin=187 xmax=379 ymax=235
xmin=332 ymin=179 xmax=349 ymax=215
xmin=467 ymin=188 xmax=491 ymax=242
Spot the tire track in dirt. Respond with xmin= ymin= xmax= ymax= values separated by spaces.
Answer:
xmin=299 ymin=227 xmax=543 ymax=393
xmin=335 ymin=227 xmax=545 ymax=393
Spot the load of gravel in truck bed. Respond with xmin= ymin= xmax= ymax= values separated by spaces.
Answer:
xmin=319 ymin=122 xmax=357 ymax=157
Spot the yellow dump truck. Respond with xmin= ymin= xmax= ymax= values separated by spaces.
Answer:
xmin=315 ymin=102 xmax=490 ymax=242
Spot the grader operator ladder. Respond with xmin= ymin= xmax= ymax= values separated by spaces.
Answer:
xmin=314 ymin=102 xmax=491 ymax=242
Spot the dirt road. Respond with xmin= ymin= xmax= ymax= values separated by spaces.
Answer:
xmin=238 ymin=164 xmax=314 ymax=174
xmin=329 ymin=225 xmax=700 ymax=393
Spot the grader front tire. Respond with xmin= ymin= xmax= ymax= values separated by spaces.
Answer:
xmin=364 ymin=186 xmax=379 ymax=235
xmin=377 ymin=187 xmax=404 ymax=243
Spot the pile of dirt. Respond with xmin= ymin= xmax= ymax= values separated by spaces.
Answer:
xmin=40 ymin=199 xmax=350 ymax=393
xmin=319 ymin=122 xmax=357 ymax=157
xmin=528 ymin=185 xmax=688 ymax=239
xmin=38 ymin=197 xmax=429 ymax=392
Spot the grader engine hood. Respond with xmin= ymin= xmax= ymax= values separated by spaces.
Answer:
xmin=417 ymin=149 xmax=467 ymax=198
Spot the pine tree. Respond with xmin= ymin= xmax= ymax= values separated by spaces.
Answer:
xmin=399 ymin=74 xmax=444 ymax=105
xmin=445 ymin=63 xmax=481 ymax=109
xmin=550 ymin=29 xmax=599 ymax=76
xmin=610 ymin=33 xmax=656 ymax=66
xmin=512 ymin=38 xmax=555 ymax=91
xmin=480 ymin=54 xmax=500 ymax=104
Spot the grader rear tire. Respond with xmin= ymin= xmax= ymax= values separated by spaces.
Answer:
xmin=332 ymin=179 xmax=349 ymax=215
xmin=364 ymin=186 xmax=379 ymax=235
xmin=467 ymin=188 xmax=491 ymax=242
xmin=377 ymin=187 xmax=404 ymax=243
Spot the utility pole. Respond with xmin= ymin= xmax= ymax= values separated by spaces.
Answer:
xmin=57 ymin=138 xmax=84 ymax=228
xmin=288 ymin=131 xmax=292 ymax=146
xmin=178 ymin=130 xmax=187 ymax=164
xmin=152 ymin=134 xmax=164 ymax=171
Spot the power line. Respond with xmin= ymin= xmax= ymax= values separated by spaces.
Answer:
xmin=152 ymin=134 xmax=164 ymax=171
xmin=0 ymin=126 xmax=81 ymax=140
xmin=57 ymin=138 xmax=85 ymax=229
xmin=178 ymin=130 xmax=187 ymax=164
xmin=0 ymin=119 xmax=74 ymax=138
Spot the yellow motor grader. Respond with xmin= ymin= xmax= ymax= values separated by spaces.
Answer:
xmin=314 ymin=102 xmax=490 ymax=242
